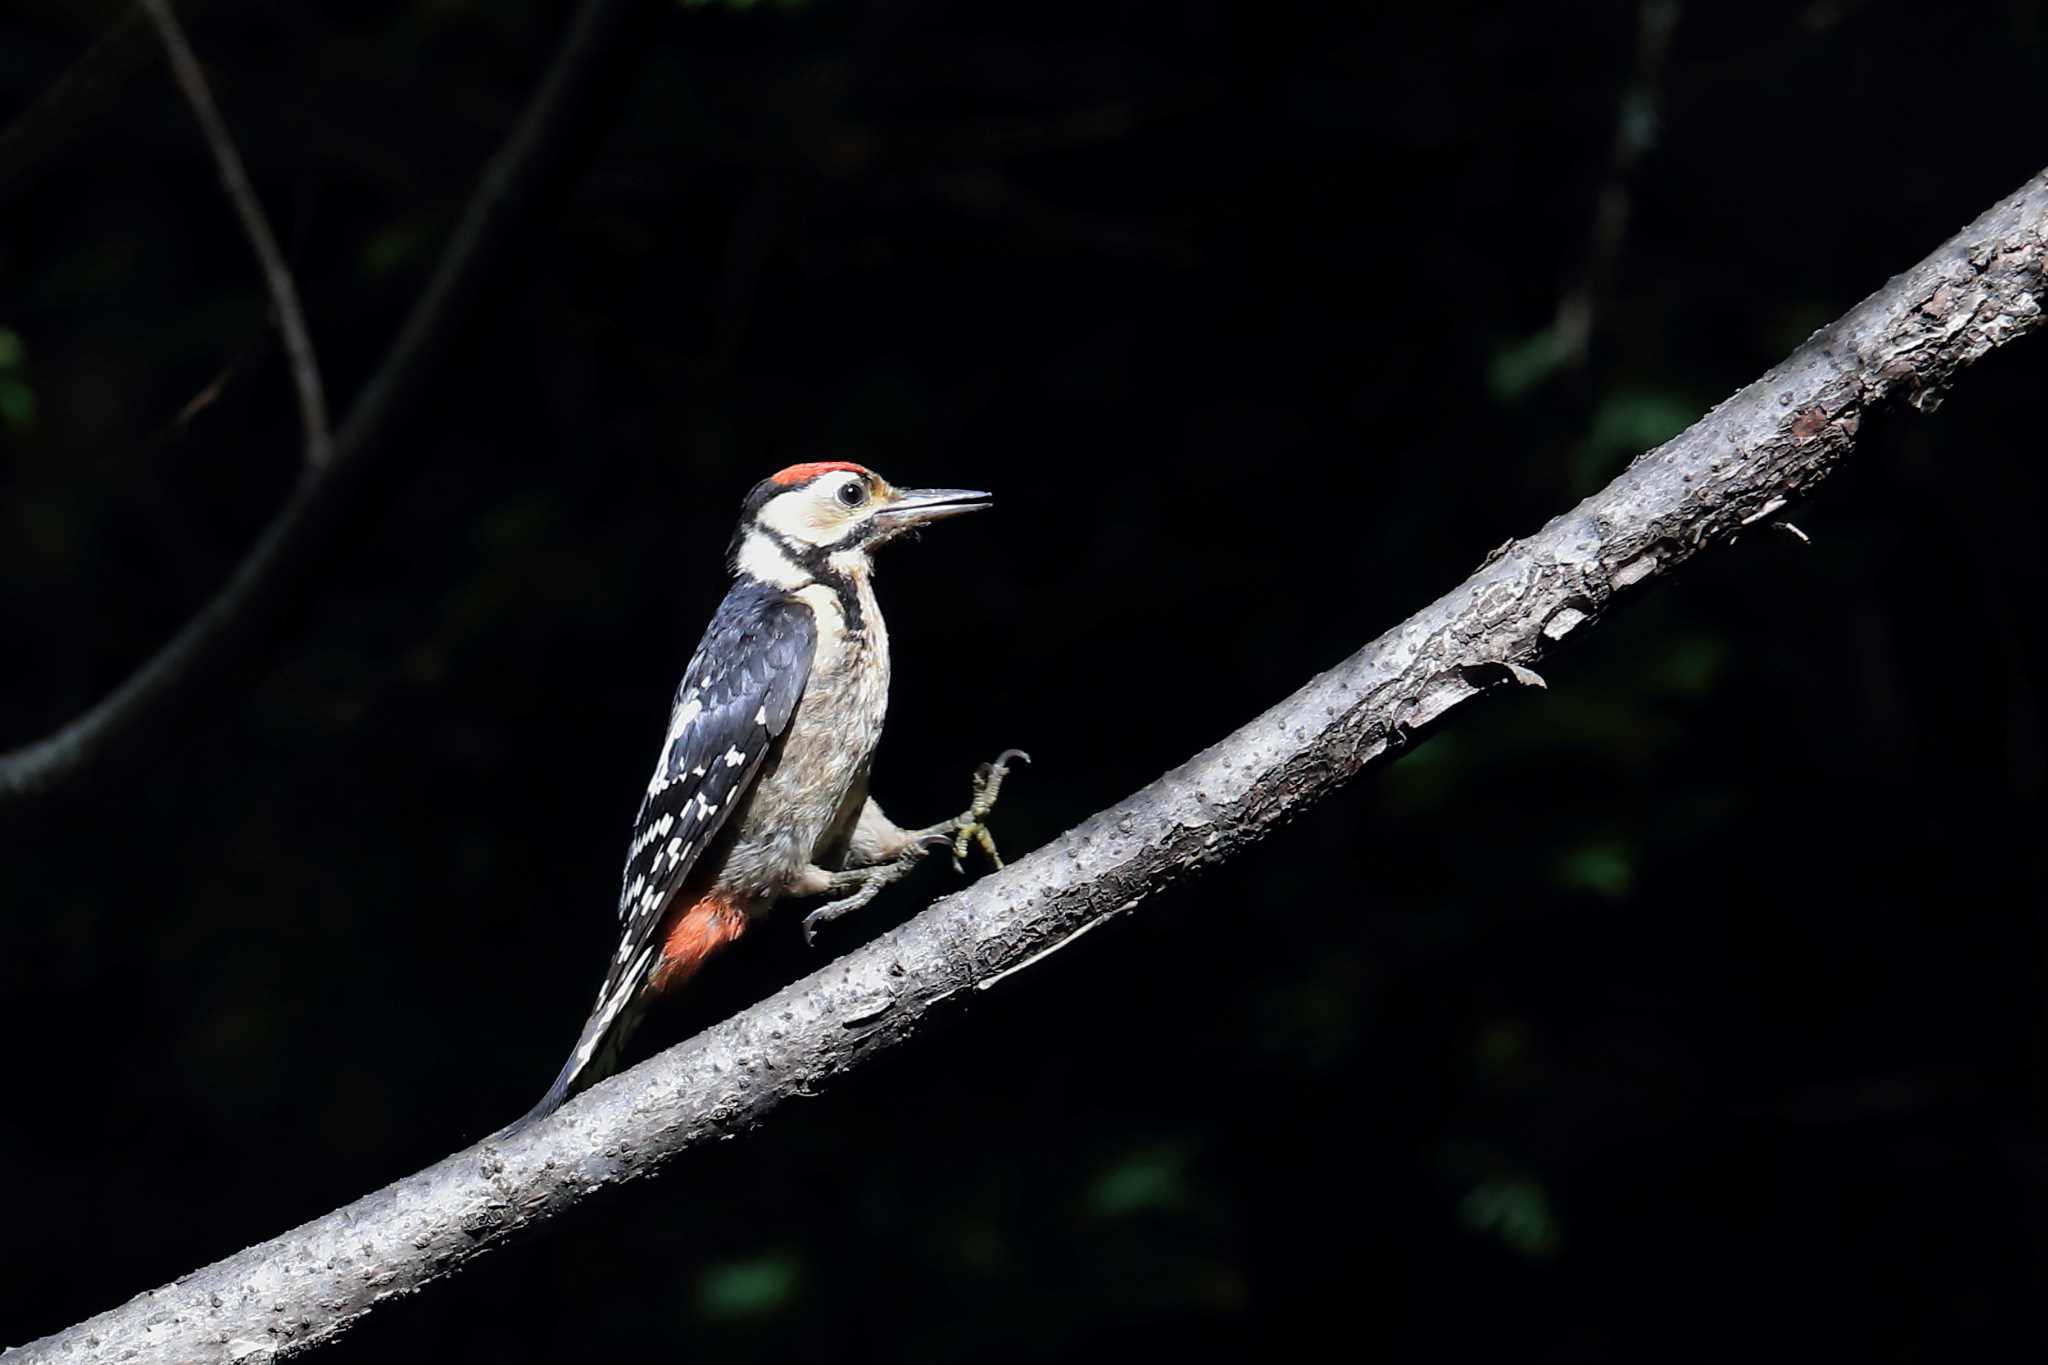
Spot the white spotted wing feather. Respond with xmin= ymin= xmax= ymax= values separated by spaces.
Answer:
xmin=513 ymin=584 xmax=815 ymax=1128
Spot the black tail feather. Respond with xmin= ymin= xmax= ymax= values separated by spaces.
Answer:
xmin=501 ymin=1000 xmax=635 ymax=1136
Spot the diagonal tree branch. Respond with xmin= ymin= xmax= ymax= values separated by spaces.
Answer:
xmin=8 ymin=169 xmax=2045 ymax=1364
xmin=0 ymin=6 xmax=155 ymax=200
xmin=141 ymin=0 xmax=331 ymax=466
xmin=0 ymin=0 xmax=654 ymax=811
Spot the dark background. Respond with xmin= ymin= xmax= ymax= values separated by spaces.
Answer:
xmin=3 ymin=1 xmax=2046 ymax=1359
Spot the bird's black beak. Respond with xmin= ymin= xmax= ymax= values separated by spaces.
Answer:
xmin=873 ymin=487 xmax=993 ymax=530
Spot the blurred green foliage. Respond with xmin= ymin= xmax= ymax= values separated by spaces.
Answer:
xmin=696 ymin=1253 xmax=804 ymax=1320
xmin=1575 ymin=389 xmax=1696 ymax=491
xmin=1488 ymin=326 xmax=1571 ymax=402
xmin=0 ymin=327 xmax=33 ymax=429
xmin=1087 ymin=1145 xmax=1191 ymax=1220
xmin=1557 ymin=841 xmax=1635 ymax=900
xmin=1459 ymin=1176 xmax=1563 ymax=1260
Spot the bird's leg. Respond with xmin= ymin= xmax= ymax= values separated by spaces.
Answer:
xmin=910 ymin=748 xmax=1029 ymax=873
xmin=799 ymin=750 xmax=1029 ymax=945
xmin=800 ymin=856 xmax=927 ymax=945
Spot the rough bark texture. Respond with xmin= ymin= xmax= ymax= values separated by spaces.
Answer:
xmin=10 ymin=169 xmax=2045 ymax=1363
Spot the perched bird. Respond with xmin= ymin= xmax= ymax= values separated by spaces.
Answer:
xmin=512 ymin=461 xmax=1023 ymax=1130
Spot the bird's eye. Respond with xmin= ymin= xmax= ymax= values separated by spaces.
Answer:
xmin=837 ymin=480 xmax=868 ymax=508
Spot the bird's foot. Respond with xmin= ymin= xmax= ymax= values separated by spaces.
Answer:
xmin=802 ymin=858 xmax=921 ymax=946
xmin=801 ymin=750 xmax=1028 ymax=946
xmin=927 ymin=748 xmax=1029 ymax=874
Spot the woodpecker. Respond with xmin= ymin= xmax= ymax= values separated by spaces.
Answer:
xmin=512 ymin=461 xmax=1023 ymax=1130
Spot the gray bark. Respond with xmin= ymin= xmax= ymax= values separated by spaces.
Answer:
xmin=9 ymin=168 xmax=2046 ymax=1363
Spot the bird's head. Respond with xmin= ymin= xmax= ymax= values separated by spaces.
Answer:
xmin=729 ymin=461 xmax=991 ymax=586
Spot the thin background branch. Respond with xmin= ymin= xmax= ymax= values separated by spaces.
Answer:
xmin=1552 ymin=0 xmax=1683 ymax=371
xmin=0 ymin=0 xmax=659 ymax=812
xmin=140 ymin=0 xmax=331 ymax=466
xmin=9 ymin=167 xmax=2043 ymax=1365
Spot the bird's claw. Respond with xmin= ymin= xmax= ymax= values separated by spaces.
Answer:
xmin=948 ymin=749 xmax=1029 ymax=873
xmin=803 ymin=855 xmax=919 ymax=945
xmin=802 ymin=876 xmax=884 ymax=946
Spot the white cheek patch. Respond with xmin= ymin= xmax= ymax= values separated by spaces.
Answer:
xmin=758 ymin=486 xmax=859 ymax=547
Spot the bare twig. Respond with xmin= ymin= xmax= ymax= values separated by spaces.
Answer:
xmin=141 ymin=0 xmax=331 ymax=466
xmin=1553 ymin=0 xmax=1683 ymax=373
xmin=0 ymin=0 xmax=655 ymax=811
xmin=165 ymin=320 xmax=272 ymax=435
xmin=9 ymin=167 xmax=2043 ymax=1365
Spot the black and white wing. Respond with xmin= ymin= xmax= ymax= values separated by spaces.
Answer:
xmin=614 ymin=583 xmax=815 ymax=947
xmin=517 ymin=583 xmax=815 ymax=1126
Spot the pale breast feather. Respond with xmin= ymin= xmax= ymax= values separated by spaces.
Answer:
xmin=614 ymin=585 xmax=816 ymax=945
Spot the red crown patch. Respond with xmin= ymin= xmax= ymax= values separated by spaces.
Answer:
xmin=770 ymin=460 xmax=870 ymax=487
